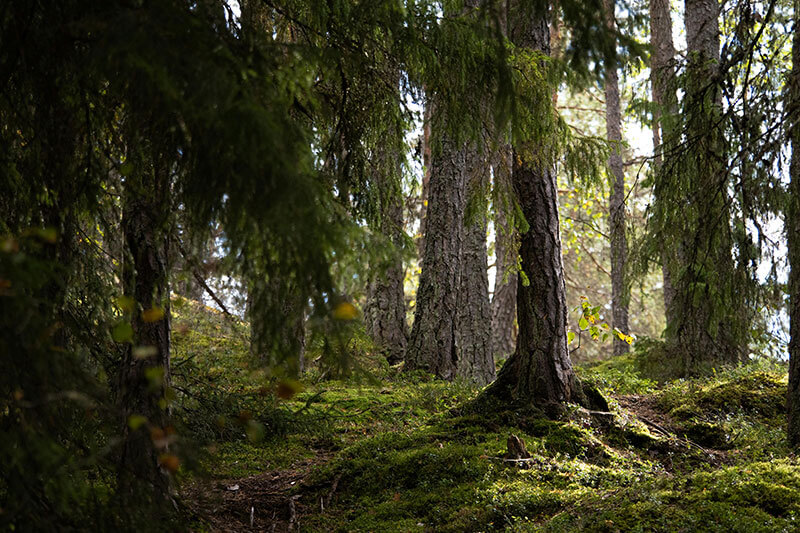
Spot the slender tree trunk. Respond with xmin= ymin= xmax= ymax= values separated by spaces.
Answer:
xmin=787 ymin=0 xmax=800 ymax=449
xmin=603 ymin=0 xmax=629 ymax=356
xmin=418 ymin=99 xmax=433 ymax=260
xmin=490 ymin=1 xmax=518 ymax=360
xmin=249 ymin=275 xmax=306 ymax=376
xmin=491 ymin=147 xmax=518 ymax=359
xmin=406 ymin=130 xmax=466 ymax=380
xmin=365 ymin=137 xmax=408 ymax=365
xmin=117 ymin=147 xmax=173 ymax=508
xmin=649 ymin=0 xmax=677 ymax=322
xmin=482 ymin=1 xmax=583 ymax=412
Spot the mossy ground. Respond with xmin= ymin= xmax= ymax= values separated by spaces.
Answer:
xmin=174 ymin=303 xmax=797 ymax=532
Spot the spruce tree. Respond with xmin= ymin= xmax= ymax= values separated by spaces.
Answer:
xmin=787 ymin=0 xmax=800 ymax=449
xmin=603 ymin=0 xmax=630 ymax=356
xmin=481 ymin=0 xmax=583 ymax=411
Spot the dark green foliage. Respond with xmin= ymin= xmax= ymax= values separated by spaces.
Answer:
xmin=0 ymin=235 xmax=118 ymax=529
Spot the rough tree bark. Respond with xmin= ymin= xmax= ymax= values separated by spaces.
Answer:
xmin=490 ymin=1 xmax=518 ymax=361
xmin=117 ymin=148 xmax=173 ymax=508
xmin=405 ymin=131 xmax=466 ymax=381
xmin=405 ymin=3 xmax=494 ymax=385
xmin=491 ymin=147 xmax=518 ymax=359
xmin=787 ymin=0 xmax=800 ymax=449
xmin=481 ymin=1 xmax=583 ymax=411
xmin=417 ymin=99 xmax=433 ymax=259
xmin=457 ymin=143 xmax=495 ymax=383
xmin=405 ymin=127 xmax=495 ymax=384
xmin=603 ymin=0 xmax=629 ymax=356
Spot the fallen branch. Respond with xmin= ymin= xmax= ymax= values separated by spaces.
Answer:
xmin=288 ymin=495 xmax=300 ymax=531
xmin=175 ymin=238 xmax=233 ymax=317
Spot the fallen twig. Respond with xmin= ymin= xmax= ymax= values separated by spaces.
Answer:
xmin=288 ymin=495 xmax=300 ymax=531
xmin=326 ymin=473 xmax=342 ymax=508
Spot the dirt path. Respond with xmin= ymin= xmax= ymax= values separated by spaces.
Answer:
xmin=615 ymin=394 xmax=730 ymax=468
xmin=185 ymin=453 xmax=332 ymax=532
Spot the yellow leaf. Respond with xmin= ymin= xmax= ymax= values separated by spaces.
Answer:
xmin=115 ymin=295 xmax=135 ymax=313
xmin=133 ymin=345 xmax=158 ymax=359
xmin=158 ymin=454 xmax=180 ymax=473
xmin=276 ymin=379 xmax=304 ymax=399
xmin=142 ymin=307 xmax=165 ymax=322
xmin=332 ymin=302 xmax=358 ymax=321
xmin=128 ymin=414 xmax=147 ymax=430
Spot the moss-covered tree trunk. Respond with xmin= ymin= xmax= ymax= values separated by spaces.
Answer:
xmin=481 ymin=1 xmax=582 ymax=411
xmin=603 ymin=0 xmax=629 ymax=356
xmin=649 ymin=0 xmax=678 ymax=322
xmin=661 ymin=0 xmax=747 ymax=373
xmin=117 ymin=147 xmax=173 ymax=509
xmin=787 ymin=0 xmax=800 ymax=449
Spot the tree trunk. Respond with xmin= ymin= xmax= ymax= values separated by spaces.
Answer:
xmin=249 ymin=275 xmax=306 ymax=376
xmin=491 ymin=146 xmax=518 ymax=359
xmin=787 ymin=0 xmax=800 ymax=449
xmin=406 ymin=131 xmax=465 ymax=380
xmin=405 ymin=130 xmax=494 ymax=384
xmin=417 ymin=99 xmax=433 ymax=259
xmin=663 ymin=0 xmax=747 ymax=373
xmin=482 ymin=1 xmax=582 ymax=411
xmin=405 ymin=1 xmax=494 ymax=385
xmin=405 ymin=123 xmax=494 ymax=383
xmin=117 ymin=149 xmax=173 ymax=509
xmin=603 ymin=0 xmax=629 ymax=356
xmin=457 ymin=142 xmax=495 ymax=383
xmin=649 ymin=0 xmax=678 ymax=322
xmin=365 ymin=146 xmax=408 ymax=365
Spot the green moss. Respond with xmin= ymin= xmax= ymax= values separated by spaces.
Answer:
xmin=577 ymin=355 xmax=657 ymax=395
xmin=177 ymin=301 xmax=800 ymax=532
xmin=526 ymin=460 xmax=800 ymax=532
xmin=201 ymin=439 xmax=313 ymax=478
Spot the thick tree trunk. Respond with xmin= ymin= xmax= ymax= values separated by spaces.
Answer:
xmin=649 ymin=0 xmax=678 ymax=322
xmin=117 ymin=152 xmax=173 ymax=508
xmin=405 ymin=123 xmax=494 ymax=383
xmin=491 ymin=146 xmax=518 ymax=359
xmin=664 ymin=0 xmax=746 ymax=372
xmin=787 ymin=0 xmax=800 ymax=449
xmin=365 ymin=149 xmax=408 ymax=365
xmin=482 ymin=2 xmax=582 ymax=411
xmin=405 ymin=1 xmax=494 ymax=384
xmin=457 ymin=143 xmax=495 ymax=383
xmin=603 ymin=0 xmax=629 ymax=356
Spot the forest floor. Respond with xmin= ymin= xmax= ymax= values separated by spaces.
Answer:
xmin=172 ymin=298 xmax=799 ymax=532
